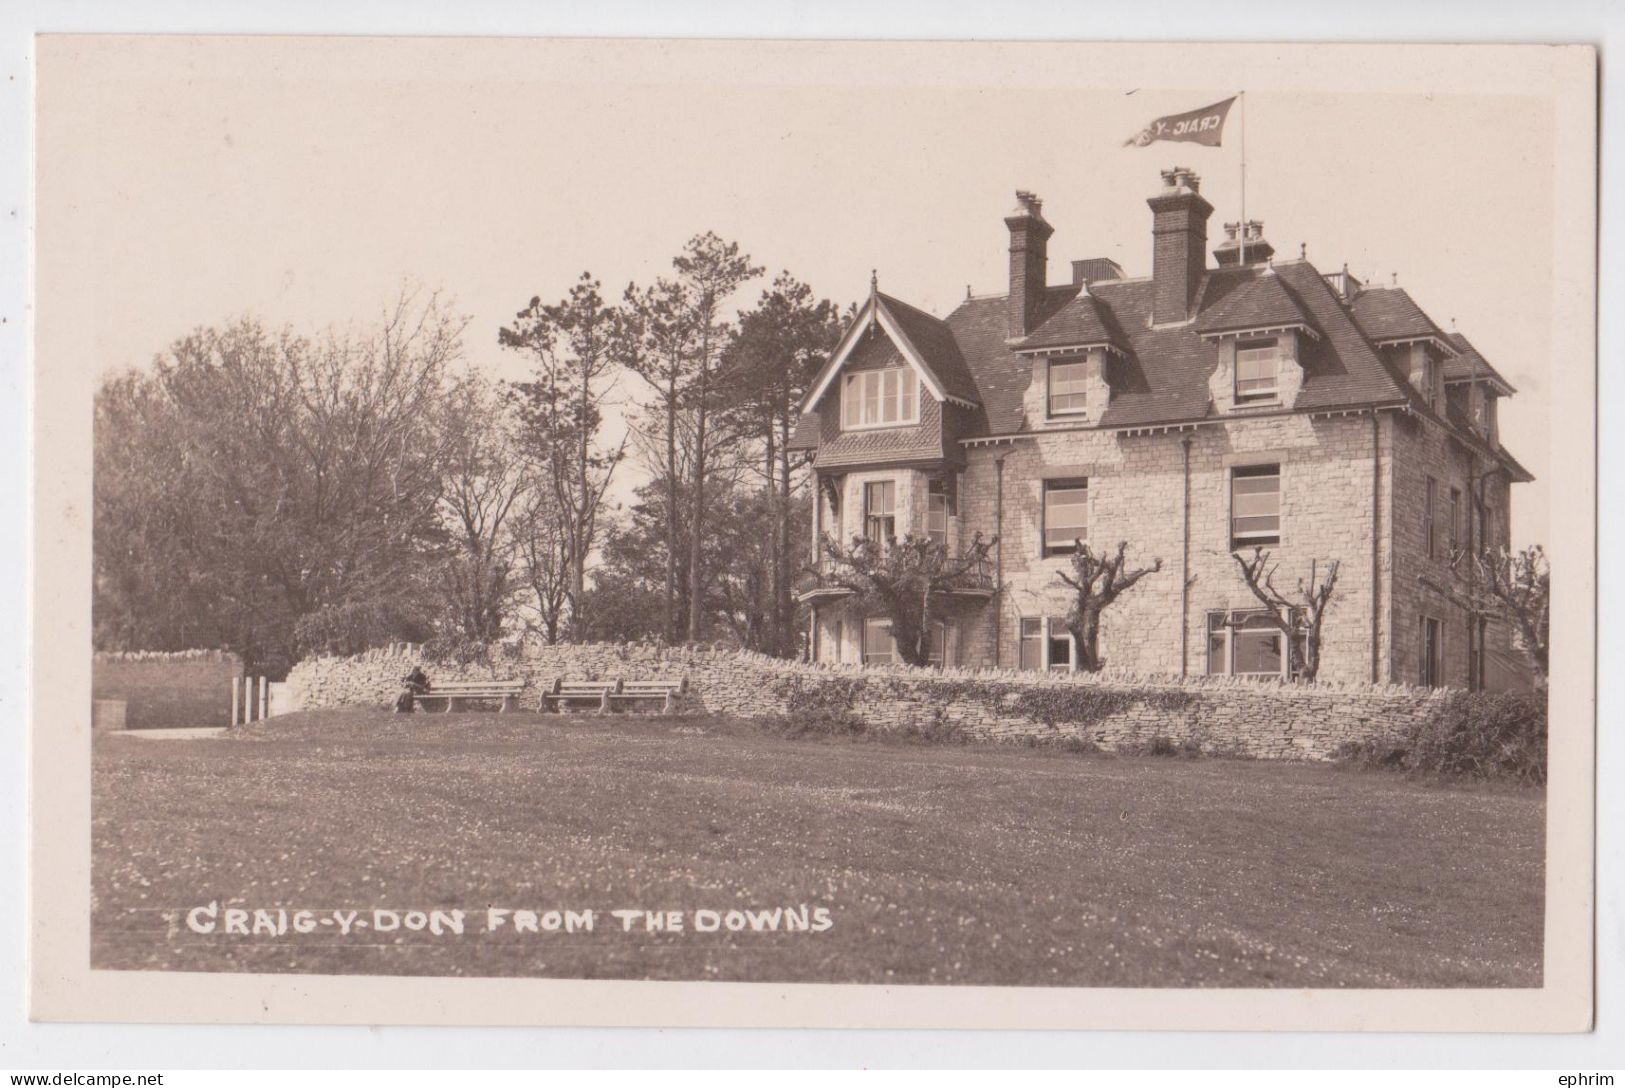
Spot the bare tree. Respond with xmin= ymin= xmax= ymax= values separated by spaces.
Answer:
xmin=1054 ymin=541 xmax=1163 ymax=672
xmin=511 ymin=486 xmax=572 ymax=645
xmin=436 ymin=379 xmax=525 ymax=642
xmin=1231 ymin=548 xmax=1340 ymax=681
xmin=1425 ymin=544 xmax=1550 ymax=690
xmin=501 ymin=273 xmax=627 ymax=638
xmin=816 ymin=532 xmax=997 ymax=667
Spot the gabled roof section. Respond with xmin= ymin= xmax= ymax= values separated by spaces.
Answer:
xmin=1193 ymin=268 xmax=1318 ymax=340
xmin=1349 ymin=285 xmax=1454 ymax=349
xmin=798 ymin=291 xmax=979 ymax=415
xmin=1015 ymin=290 xmax=1128 ymax=354
xmin=1444 ymin=332 xmax=1518 ymax=395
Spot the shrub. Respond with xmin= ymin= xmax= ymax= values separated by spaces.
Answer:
xmin=764 ymin=675 xmax=868 ymax=738
xmin=1339 ymin=691 xmax=1546 ymax=785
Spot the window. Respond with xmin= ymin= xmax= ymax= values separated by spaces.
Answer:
xmin=1233 ymin=338 xmax=1280 ymax=404
xmin=928 ymin=622 xmax=952 ymax=668
xmin=1046 ymin=617 xmax=1075 ymax=673
xmin=863 ymin=480 xmax=896 ymax=546
xmin=927 ymin=479 xmax=950 ymax=548
xmin=1018 ymin=616 xmax=1076 ymax=672
xmin=1019 ymin=617 xmax=1044 ymax=671
xmin=1468 ymin=617 xmax=1487 ymax=691
xmin=1206 ymin=610 xmax=1305 ymax=680
xmin=831 ymin=619 xmax=843 ymax=664
xmin=1424 ymin=476 xmax=1437 ymax=559
xmin=1042 ymin=478 xmax=1089 ymax=556
xmin=1421 ymin=357 xmax=1439 ymax=411
xmin=841 ymin=367 xmax=919 ymax=429
xmin=1448 ymin=487 xmax=1462 ymax=556
xmin=1047 ymin=359 xmax=1089 ymax=416
xmin=1419 ymin=616 xmax=1443 ymax=688
xmin=862 ymin=616 xmax=895 ymax=666
xmin=1230 ymin=464 xmax=1281 ymax=548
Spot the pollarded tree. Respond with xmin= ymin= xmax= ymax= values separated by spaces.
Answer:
xmin=816 ymin=532 xmax=997 ymax=667
xmin=1426 ymin=544 xmax=1550 ymax=691
xmin=1054 ymin=541 xmax=1164 ymax=673
xmin=1231 ymin=548 xmax=1340 ymax=681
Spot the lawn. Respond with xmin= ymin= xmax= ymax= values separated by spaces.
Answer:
xmin=91 ymin=708 xmax=1545 ymax=988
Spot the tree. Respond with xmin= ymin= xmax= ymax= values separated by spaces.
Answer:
xmin=511 ymin=486 xmax=572 ymax=645
xmin=1054 ymin=541 xmax=1163 ymax=672
xmin=436 ymin=379 xmax=525 ymax=642
xmin=816 ymin=532 xmax=997 ymax=667
xmin=94 ymin=291 xmax=467 ymax=674
xmin=1429 ymin=544 xmax=1551 ymax=690
xmin=501 ymin=273 xmax=627 ymax=638
xmin=721 ymin=275 xmax=846 ymax=656
xmin=670 ymin=235 xmax=762 ymax=642
xmin=1231 ymin=548 xmax=1341 ymax=681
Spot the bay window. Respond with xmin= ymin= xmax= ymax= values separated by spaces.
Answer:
xmin=842 ymin=367 xmax=919 ymax=429
xmin=927 ymin=479 xmax=950 ymax=548
xmin=863 ymin=480 xmax=896 ymax=546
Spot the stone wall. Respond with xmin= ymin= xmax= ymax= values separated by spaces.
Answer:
xmin=92 ymin=649 xmax=243 ymax=729
xmin=285 ymin=641 xmax=1454 ymax=762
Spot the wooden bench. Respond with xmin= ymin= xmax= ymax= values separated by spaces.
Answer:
xmin=539 ymin=678 xmax=620 ymax=713
xmin=606 ymin=677 xmax=689 ymax=713
xmin=414 ymin=679 xmax=525 ymax=713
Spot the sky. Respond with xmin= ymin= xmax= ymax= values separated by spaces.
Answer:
xmin=40 ymin=38 xmax=1560 ymax=546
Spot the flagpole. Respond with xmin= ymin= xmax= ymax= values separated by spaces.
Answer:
xmin=1238 ymin=90 xmax=1247 ymax=266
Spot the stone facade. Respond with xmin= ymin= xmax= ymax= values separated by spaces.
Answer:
xmin=286 ymin=641 xmax=1457 ymax=762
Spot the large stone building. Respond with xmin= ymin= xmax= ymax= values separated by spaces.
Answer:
xmin=788 ymin=168 xmax=1532 ymax=688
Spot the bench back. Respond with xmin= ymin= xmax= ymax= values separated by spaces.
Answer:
xmin=619 ymin=678 xmax=688 ymax=695
xmin=430 ymin=679 xmax=524 ymax=693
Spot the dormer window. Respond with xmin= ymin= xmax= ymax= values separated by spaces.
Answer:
xmin=1419 ymin=356 xmax=1439 ymax=412
xmin=1234 ymin=338 xmax=1281 ymax=405
xmin=1047 ymin=358 xmax=1089 ymax=416
xmin=842 ymin=367 xmax=919 ymax=429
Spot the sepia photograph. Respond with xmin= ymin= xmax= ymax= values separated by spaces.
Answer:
xmin=27 ymin=34 xmax=1596 ymax=1033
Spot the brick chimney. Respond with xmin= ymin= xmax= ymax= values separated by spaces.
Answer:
xmin=1147 ymin=167 xmax=1214 ymax=325
xmin=1213 ymin=220 xmax=1275 ymax=267
xmin=1005 ymin=190 xmax=1053 ymax=339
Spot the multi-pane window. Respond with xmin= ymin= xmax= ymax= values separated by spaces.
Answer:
xmin=1468 ymin=617 xmax=1487 ymax=691
xmin=1018 ymin=618 xmax=1043 ymax=671
xmin=1420 ymin=357 xmax=1439 ymax=411
xmin=1233 ymin=339 xmax=1280 ymax=404
xmin=1419 ymin=616 xmax=1443 ymax=688
xmin=1042 ymin=478 xmax=1089 ymax=556
xmin=1448 ymin=487 xmax=1462 ymax=556
xmin=862 ymin=616 xmax=895 ymax=666
xmin=1424 ymin=476 xmax=1438 ymax=559
xmin=1230 ymin=464 xmax=1281 ymax=548
xmin=1017 ymin=617 xmax=1075 ymax=672
xmin=842 ymin=367 xmax=919 ymax=429
xmin=927 ymin=479 xmax=950 ymax=548
xmin=863 ymin=480 xmax=896 ymax=546
xmin=927 ymin=622 xmax=951 ymax=668
xmin=1047 ymin=359 xmax=1089 ymax=416
xmin=1206 ymin=610 xmax=1305 ymax=680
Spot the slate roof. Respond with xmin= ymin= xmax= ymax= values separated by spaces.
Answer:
xmin=1443 ymin=332 xmax=1517 ymax=393
xmin=794 ymin=259 xmax=1512 ymax=465
xmin=1348 ymin=286 xmax=1452 ymax=344
xmin=1017 ymin=290 xmax=1126 ymax=352
xmin=1192 ymin=269 xmax=1316 ymax=337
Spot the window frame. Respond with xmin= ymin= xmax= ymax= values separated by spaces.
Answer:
xmin=861 ymin=616 xmax=896 ymax=666
xmin=1229 ymin=463 xmax=1282 ymax=549
xmin=1017 ymin=616 xmax=1077 ymax=672
xmin=841 ymin=367 xmax=920 ymax=431
xmin=863 ymin=479 xmax=897 ymax=547
xmin=1424 ymin=476 xmax=1437 ymax=559
xmin=1448 ymin=486 xmax=1462 ymax=556
xmin=1233 ymin=337 xmax=1282 ymax=406
xmin=1419 ymin=614 xmax=1444 ymax=688
xmin=1205 ymin=609 xmax=1305 ymax=680
xmin=1046 ymin=357 xmax=1090 ymax=418
xmin=927 ymin=479 xmax=950 ymax=549
xmin=1041 ymin=477 xmax=1090 ymax=557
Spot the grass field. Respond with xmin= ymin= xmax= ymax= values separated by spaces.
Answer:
xmin=91 ymin=708 xmax=1545 ymax=987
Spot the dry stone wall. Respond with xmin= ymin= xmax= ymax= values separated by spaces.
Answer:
xmin=93 ymin=649 xmax=243 ymax=729
xmin=285 ymin=641 xmax=1451 ymax=762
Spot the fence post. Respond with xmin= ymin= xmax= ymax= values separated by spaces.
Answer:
xmin=259 ymin=676 xmax=268 ymax=720
xmin=231 ymin=676 xmax=240 ymax=728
